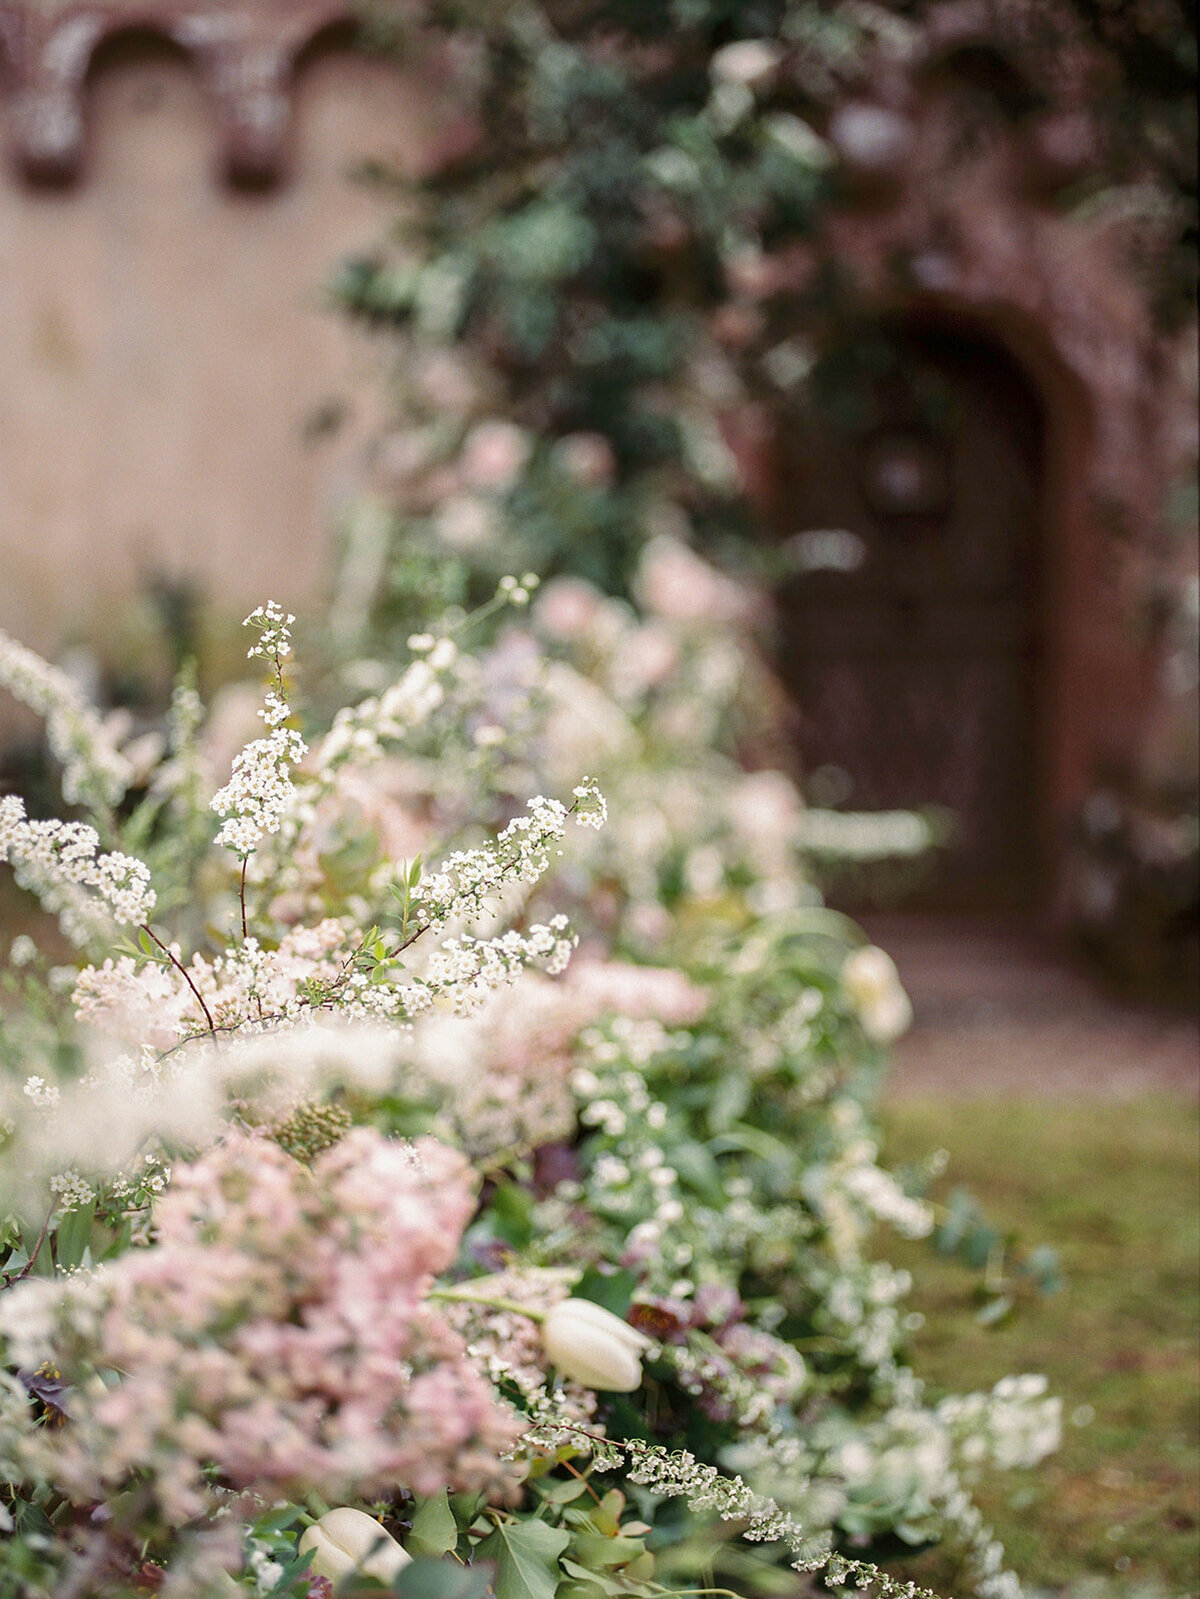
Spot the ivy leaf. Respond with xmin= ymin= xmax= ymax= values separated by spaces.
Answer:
xmin=476 ymin=1518 xmax=570 ymax=1599
xmin=567 ymin=1534 xmax=646 ymax=1569
xmin=407 ymin=1490 xmax=459 ymax=1557
xmin=560 ymin=1560 xmax=627 ymax=1595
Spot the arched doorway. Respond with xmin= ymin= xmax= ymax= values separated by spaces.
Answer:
xmin=774 ymin=323 xmax=1047 ymax=909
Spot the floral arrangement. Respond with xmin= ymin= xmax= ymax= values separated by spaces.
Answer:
xmin=0 ymin=593 xmax=1060 ymax=1599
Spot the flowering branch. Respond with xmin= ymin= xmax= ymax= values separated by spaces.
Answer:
xmin=0 ymin=794 xmax=156 ymax=944
xmin=521 ymin=1417 xmax=943 ymax=1598
xmin=211 ymin=602 xmax=307 ymax=873
xmin=139 ymin=924 xmax=216 ymax=1034
xmin=0 ymin=627 xmax=131 ymax=822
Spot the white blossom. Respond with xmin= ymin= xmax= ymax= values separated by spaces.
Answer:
xmin=0 ymin=795 xmax=156 ymax=931
xmin=211 ymin=605 xmax=307 ymax=856
xmin=0 ymin=628 xmax=131 ymax=811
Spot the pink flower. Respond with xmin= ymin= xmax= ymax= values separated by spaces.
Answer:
xmin=16 ymin=1129 xmax=521 ymax=1521
xmin=460 ymin=421 xmax=530 ymax=491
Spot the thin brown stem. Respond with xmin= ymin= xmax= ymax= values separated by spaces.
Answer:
xmin=560 ymin=1457 xmax=604 ymax=1507
xmin=3 ymin=1207 xmax=54 ymax=1288
xmin=398 ymin=920 xmax=431 ymax=953
xmin=141 ymin=925 xmax=216 ymax=1033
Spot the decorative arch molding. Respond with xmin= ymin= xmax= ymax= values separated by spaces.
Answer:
xmin=0 ymin=0 xmax=373 ymax=184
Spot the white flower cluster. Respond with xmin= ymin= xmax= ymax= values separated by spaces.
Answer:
xmin=520 ymin=1423 xmax=940 ymax=1597
xmin=243 ymin=600 xmax=295 ymax=664
xmin=416 ymin=785 xmax=605 ymax=930
xmin=48 ymin=1168 xmax=96 ymax=1214
xmin=818 ymin=1260 xmax=916 ymax=1371
xmin=22 ymin=1075 xmax=60 ymax=1108
xmin=840 ymin=946 xmax=913 ymax=1045
xmin=314 ymin=650 xmax=452 ymax=774
xmin=0 ymin=1022 xmax=403 ymax=1219
xmin=211 ymin=606 xmax=307 ymax=856
xmin=835 ymin=1138 xmax=934 ymax=1240
xmin=422 ymin=919 xmax=577 ymax=1013
xmin=0 ymin=795 xmax=156 ymax=929
xmin=571 ymin=778 xmax=607 ymax=829
xmin=938 ymin=1375 xmax=1062 ymax=1474
xmin=796 ymin=808 xmax=936 ymax=861
xmin=0 ymin=628 xmax=131 ymax=812
xmin=211 ymin=708 xmax=306 ymax=855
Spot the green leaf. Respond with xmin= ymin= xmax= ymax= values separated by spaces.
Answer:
xmin=476 ymin=1518 xmax=570 ymax=1599
xmin=54 ymin=1201 xmax=96 ymax=1271
xmin=668 ymin=1140 xmax=724 ymax=1203
xmin=567 ymin=1535 xmax=646 ymax=1570
xmin=705 ymin=1070 xmax=749 ymax=1133
xmin=572 ymin=1266 xmax=637 ymax=1317
xmin=392 ymin=1558 xmax=493 ymax=1599
xmin=251 ymin=1503 xmax=306 ymax=1539
xmin=488 ymin=1182 xmax=534 ymax=1248
xmin=407 ymin=1490 xmax=459 ymax=1558
xmin=535 ymin=1475 xmax=591 ymax=1506
xmin=560 ymin=1561 xmax=627 ymax=1595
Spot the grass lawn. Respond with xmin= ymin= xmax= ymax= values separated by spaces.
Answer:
xmin=876 ymin=1094 xmax=1199 ymax=1599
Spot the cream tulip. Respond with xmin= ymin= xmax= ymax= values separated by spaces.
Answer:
xmin=299 ymin=1507 xmax=412 ymax=1587
xmin=541 ymin=1298 xmax=652 ymax=1392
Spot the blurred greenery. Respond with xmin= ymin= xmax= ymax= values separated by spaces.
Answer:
xmin=878 ymin=1094 xmax=1200 ymax=1596
xmin=331 ymin=0 xmax=1196 ymax=638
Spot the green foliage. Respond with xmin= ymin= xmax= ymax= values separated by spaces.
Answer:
xmin=475 ymin=1516 xmax=572 ymax=1599
xmin=334 ymin=0 xmax=875 ymax=622
xmin=406 ymin=1492 xmax=460 ymax=1559
xmin=391 ymin=1561 xmax=495 ymax=1599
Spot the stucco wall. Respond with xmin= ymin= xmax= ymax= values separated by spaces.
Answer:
xmin=0 ymin=37 xmax=446 ymax=667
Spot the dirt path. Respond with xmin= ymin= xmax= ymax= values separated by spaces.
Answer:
xmin=858 ymin=914 xmax=1199 ymax=1100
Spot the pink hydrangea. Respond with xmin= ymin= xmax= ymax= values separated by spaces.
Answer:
xmin=19 ymin=1129 xmax=521 ymax=1521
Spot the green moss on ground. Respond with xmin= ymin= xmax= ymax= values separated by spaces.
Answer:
xmin=877 ymin=1095 xmax=1199 ymax=1597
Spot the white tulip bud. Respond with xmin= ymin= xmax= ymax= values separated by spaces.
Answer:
xmin=299 ymin=1507 xmax=412 ymax=1586
xmin=541 ymin=1298 xmax=652 ymax=1392
xmin=841 ymin=946 xmax=913 ymax=1043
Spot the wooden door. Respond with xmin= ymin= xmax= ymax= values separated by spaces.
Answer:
xmin=775 ymin=327 xmax=1044 ymax=908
